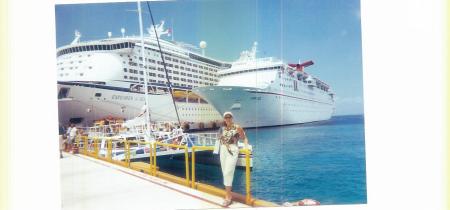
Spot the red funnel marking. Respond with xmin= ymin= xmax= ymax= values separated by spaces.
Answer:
xmin=288 ymin=60 xmax=314 ymax=71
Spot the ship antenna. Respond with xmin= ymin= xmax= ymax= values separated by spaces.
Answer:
xmin=137 ymin=1 xmax=152 ymax=139
xmin=121 ymin=28 xmax=126 ymax=38
xmin=250 ymin=41 xmax=258 ymax=59
xmin=146 ymin=1 xmax=182 ymax=126
xmin=171 ymin=18 xmax=174 ymax=42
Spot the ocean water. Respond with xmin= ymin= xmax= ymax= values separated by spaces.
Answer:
xmin=156 ymin=115 xmax=367 ymax=205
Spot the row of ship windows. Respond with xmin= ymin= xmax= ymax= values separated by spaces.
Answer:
xmin=180 ymin=114 xmax=217 ymax=117
xmin=280 ymin=83 xmax=294 ymax=89
xmin=137 ymin=46 xmax=226 ymax=68
xmin=59 ymin=73 xmax=84 ymax=77
xmin=58 ymin=68 xmax=215 ymax=83
xmin=57 ymin=54 xmax=91 ymax=65
xmin=124 ymin=68 xmax=218 ymax=82
xmin=124 ymin=75 xmax=214 ymax=83
xmin=126 ymin=73 xmax=216 ymax=82
xmin=179 ymin=107 xmax=214 ymax=111
xmin=127 ymin=59 xmax=216 ymax=76
xmin=125 ymin=64 xmax=215 ymax=76
xmin=59 ymin=66 xmax=92 ymax=70
xmin=281 ymin=73 xmax=329 ymax=92
xmin=162 ymin=56 xmax=217 ymax=72
xmin=58 ymin=71 xmax=208 ymax=84
xmin=58 ymin=60 xmax=83 ymax=65
xmin=123 ymin=76 xmax=215 ymax=86
xmin=282 ymin=75 xmax=310 ymax=83
xmin=136 ymin=43 xmax=188 ymax=58
xmin=133 ymin=78 xmax=193 ymax=88
xmin=57 ymin=42 xmax=134 ymax=57
xmin=129 ymin=51 xmax=219 ymax=72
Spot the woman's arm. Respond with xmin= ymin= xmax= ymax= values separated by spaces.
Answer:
xmin=237 ymin=126 xmax=249 ymax=149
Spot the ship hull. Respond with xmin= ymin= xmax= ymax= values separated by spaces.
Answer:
xmin=57 ymin=82 xmax=222 ymax=128
xmin=193 ymin=86 xmax=335 ymax=128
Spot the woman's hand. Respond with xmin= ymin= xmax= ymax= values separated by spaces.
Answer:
xmin=244 ymin=137 xmax=249 ymax=150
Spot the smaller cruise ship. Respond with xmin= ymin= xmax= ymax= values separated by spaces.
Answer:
xmin=193 ymin=42 xmax=335 ymax=128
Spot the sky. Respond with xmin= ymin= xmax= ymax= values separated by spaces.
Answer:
xmin=55 ymin=0 xmax=364 ymax=116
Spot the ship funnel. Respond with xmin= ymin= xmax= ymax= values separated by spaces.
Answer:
xmin=288 ymin=60 xmax=314 ymax=71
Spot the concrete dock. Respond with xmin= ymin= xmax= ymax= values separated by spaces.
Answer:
xmin=60 ymin=153 xmax=249 ymax=210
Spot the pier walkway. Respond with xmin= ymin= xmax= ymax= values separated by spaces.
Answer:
xmin=61 ymin=153 xmax=249 ymax=210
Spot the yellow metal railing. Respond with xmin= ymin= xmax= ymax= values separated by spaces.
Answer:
xmin=71 ymin=135 xmax=255 ymax=206
xmin=190 ymin=146 xmax=214 ymax=188
xmin=154 ymin=142 xmax=190 ymax=186
xmin=244 ymin=148 xmax=251 ymax=204
xmin=126 ymin=140 xmax=156 ymax=175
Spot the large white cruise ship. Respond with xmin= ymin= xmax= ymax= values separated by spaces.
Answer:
xmin=57 ymin=21 xmax=228 ymax=128
xmin=193 ymin=42 xmax=336 ymax=128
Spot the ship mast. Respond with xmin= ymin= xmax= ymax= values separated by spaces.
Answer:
xmin=145 ymin=1 xmax=182 ymax=126
xmin=136 ymin=0 xmax=152 ymax=139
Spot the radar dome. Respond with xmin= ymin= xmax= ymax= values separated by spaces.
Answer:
xmin=199 ymin=41 xmax=207 ymax=49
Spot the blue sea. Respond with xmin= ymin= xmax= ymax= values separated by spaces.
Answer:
xmin=157 ymin=115 xmax=367 ymax=205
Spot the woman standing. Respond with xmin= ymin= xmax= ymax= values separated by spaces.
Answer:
xmin=218 ymin=112 xmax=248 ymax=206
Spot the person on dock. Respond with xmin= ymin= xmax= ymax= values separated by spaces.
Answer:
xmin=182 ymin=122 xmax=190 ymax=132
xmin=67 ymin=123 xmax=78 ymax=153
xmin=58 ymin=124 xmax=66 ymax=158
xmin=173 ymin=125 xmax=183 ymax=136
xmin=65 ymin=124 xmax=72 ymax=152
xmin=218 ymin=111 xmax=249 ymax=207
